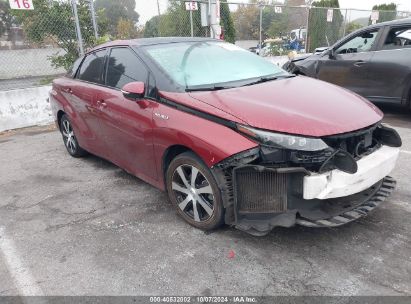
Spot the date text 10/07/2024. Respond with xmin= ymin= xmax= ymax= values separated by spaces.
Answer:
xmin=149 ymin=296 xmax=258 ymax=303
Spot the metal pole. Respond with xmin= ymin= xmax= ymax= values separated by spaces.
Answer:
xmin=342 ymin=8 xmax=348 ymax=38
xmin=156 ymin=0 xmax=161 ymax=16
xmin=305 ymin=5 xmax=310 ymax=52
xmin=208 ymin=0 xmax=213 ymax=38
xmin=259 ymin=3 xmax=263 ymax=55
xmin=157 ymin=0 xmax=161 ymax=36
xmin=71 ymin=0 xmax=84 ymax=56
xmin=89 ymin=0 xmax=98 ymax=40
xmin=190 ymin=9 xmax=194 ymax=37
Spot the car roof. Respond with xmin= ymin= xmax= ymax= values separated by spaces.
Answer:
xmin=87 ymin=37 xmax=218 ymax=54
xmin=363 ymin=17 xmax=411 ymax=30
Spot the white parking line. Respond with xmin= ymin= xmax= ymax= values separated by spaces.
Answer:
xmin=0 ymin=226 xmax=44 ymax=296
xmin=401 ymin=150 xmax=411 ymax=155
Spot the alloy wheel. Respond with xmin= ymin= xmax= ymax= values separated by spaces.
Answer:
xmin=171 ymin=164 xmax=215 ymax=222
xmin=62 ymin=119 xmax=77 ymax=154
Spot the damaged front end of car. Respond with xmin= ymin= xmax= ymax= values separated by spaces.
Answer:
xmin=212 ymin=123 xmax=402 ymax=236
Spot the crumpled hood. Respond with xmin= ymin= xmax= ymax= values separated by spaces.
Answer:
xmin=187 ymin=76 xmax=383 ymax=137
xmin=290 ymin=54 xmax=312 ymax=62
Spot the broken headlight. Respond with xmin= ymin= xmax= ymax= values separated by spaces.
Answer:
xmin=237 ymin=124 xmax=329 ymax=151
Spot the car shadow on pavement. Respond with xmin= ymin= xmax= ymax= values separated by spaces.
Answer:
xmin=77 ymin=148 xmax=401 ymax=242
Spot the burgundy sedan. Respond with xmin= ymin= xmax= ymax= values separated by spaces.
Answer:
xmin=50 ymin=38 xmax=402 ymax=236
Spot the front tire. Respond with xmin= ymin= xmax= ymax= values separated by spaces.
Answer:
xmin=60 ymin=114 xmax=87 ymax=158
xmin=166 ymin=152 xmax=225 ymax=230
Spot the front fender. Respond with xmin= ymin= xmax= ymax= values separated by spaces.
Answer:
xmin=152 ymin=101 xmax=258 ymax=188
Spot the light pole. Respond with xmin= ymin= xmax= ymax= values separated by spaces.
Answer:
xmin=156 ymin=0 xmax=161 ymax=16
xmin=89 ymin=0 xmax=98 ymax=40
xmin=258 ymin=1 xmax=264 ymax=55
xmin=71 ymin=0 xmax=84 ymax=56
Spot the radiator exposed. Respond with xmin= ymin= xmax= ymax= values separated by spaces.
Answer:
xmin=234 ymin=167 xmax=288 ymax=213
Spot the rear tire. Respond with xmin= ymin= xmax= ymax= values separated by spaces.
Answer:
xmin=60 ymin=114 xmax=87 ymax=158
xmin=166 ymin=152 xmax=225 ymax=230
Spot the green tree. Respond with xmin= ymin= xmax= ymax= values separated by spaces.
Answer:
xmin=220 ymin=0 xmax=235 ymax=43
xmin=369 ymin=3 xmax=397 ymax=24
xmin=158 ymin=0 xmax=207 ymax=37
xmin=94 ymin=0 xmax=139 ymax=37
xmin=152 ymin=0 xmax=235 ymax=42
xmin=144 ymin=15 xmax=162 ymax=38
xmin=307 ymin=0 xmax=344 ymax=52
xmin=14 ymin=0 xmax=109 ymax=70
xmin=116 ymin=17 xmax=138 ymax=39
xmin=0 ymin=0 xmax=15 ymax=39
xmin=232 ymin=1 xmax=301 ymax=41
xmin=265 ymin=7 xmax=291 ymax=39
xmin=232 ymin=3 xmax=259 ymax=40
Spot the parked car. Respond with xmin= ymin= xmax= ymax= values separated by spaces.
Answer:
xmin=283 ymin=18 xmax=411 ymax=108
xmin=50 ymin=37 xmax=401 ymax=236
xmin=248 ymin=45 xmax=260 ymax=54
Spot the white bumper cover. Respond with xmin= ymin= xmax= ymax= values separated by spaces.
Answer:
xmin=303 ymin=145 xmax=400 ymax=200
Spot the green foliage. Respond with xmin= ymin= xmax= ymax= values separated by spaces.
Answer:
xmin=144 ymin=15 xmax=161 ymax=38
xmin=12 ymin=0 xmax=109 ymax=70
xmin=267 ymin=42 xmax=287 ymax=56
xmin=116 ymin=17 xmax=138 ymax=39
xmin=94 ymin=0 xmax=139 ymax=36
xmin=0 ymin=0 xmax=15 ymax=39
xmin=308 ymin=0 xmax=343 ymax=52
xmin=156 ymin=0 xmax=206 ymax=37
xmin=265 ymin=8 xmax=290 ymax=39
xmin=232 ymin=1 xmax=306 ymax=41
xmin=369 ymin=3 xmax=397 ymax=24
xmin=220 ymin=0 xmax=235 ymax=43
xmin=49 ymin=52 xmax=79 ymax=71
xmin=345 ymin=21 xmax=362 ymax=34
xmin=232 ymin=4 xmax=259 ymax=40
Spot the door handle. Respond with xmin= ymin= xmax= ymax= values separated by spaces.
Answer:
xmin=354 ymin=60 xmax=366 ymax=67
xmin=96 ymin=100 xmax=107 ymax=108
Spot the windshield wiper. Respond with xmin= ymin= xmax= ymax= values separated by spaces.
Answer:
xmin=242 ymin=74 xmax=296 ymax=87
xmin=185 ymin=85 xmax=233 ymax=92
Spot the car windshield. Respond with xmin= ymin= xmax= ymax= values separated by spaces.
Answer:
xmin=142 ymin=41 xmax=289 ymax=90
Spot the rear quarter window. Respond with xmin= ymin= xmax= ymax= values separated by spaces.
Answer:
xmin=77 ymin=49 xmax=107 ymax=84
xmin=67 ymin=57 xmax=83 ymax=78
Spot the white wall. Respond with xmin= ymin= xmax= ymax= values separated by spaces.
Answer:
xmin=0 ymin=86 xmax=53 ymax=132
xmin=0 ymin=48 xmax=66 ymax=79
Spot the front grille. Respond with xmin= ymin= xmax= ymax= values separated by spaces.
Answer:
xmin=322 ymin=125 xmax=380 ymax=159
xmin=234 ymin=167 xmax=288 ymax=213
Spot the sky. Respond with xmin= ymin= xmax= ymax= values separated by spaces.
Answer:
xmin=136 ymin=0 xmax=411 ymax=24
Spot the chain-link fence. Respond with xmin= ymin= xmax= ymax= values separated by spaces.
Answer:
xmin=0 ymin=0 xmax=100 ymax=90
xmin=1 ymin=0 xmax=411 ymax=91
xmin=306 ymin=6 xmax=411 ymax=52
xmin=228 ymin=2 xmax=411 ymax=55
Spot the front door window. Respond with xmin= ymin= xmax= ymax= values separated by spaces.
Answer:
xmin=336 ymin=30 xmax=379 ymax=54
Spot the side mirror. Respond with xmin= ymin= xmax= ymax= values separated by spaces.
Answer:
xmin=328 ymin=49 xmax=336 ymax=59
xmin=121 ymin=82 xmax=145 ymax=100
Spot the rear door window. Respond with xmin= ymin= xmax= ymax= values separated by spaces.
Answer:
xmin=77 ymin=49 xmax=107 ymax=84
xmin=382 ymin=26 xmax=411 ymax=50
xmin=106 ymin=47 xmax=148 ymax=89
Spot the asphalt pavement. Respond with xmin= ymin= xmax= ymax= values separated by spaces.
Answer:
xmin=0 ymin=104 xmax=410 ymax=296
